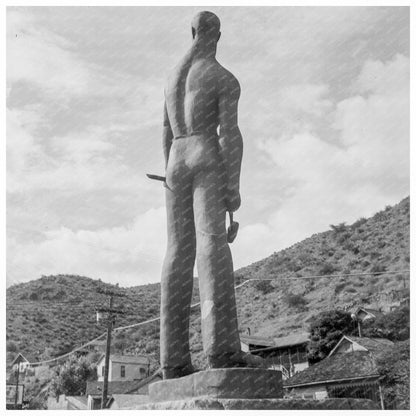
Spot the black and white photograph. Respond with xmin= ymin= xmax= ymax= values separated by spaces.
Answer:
xmin=5 ymin=4 xmax=412 ymax=411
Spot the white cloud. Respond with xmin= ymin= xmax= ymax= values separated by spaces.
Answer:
xmin=354 ymin=54 xmax=409 ymax=95
xmin=7 ymin=109 xmax=151 ymax=194
xmin=7 ymin=9 xmax=92 ymax=96
xmin=277 ymin=84 xmax=332 ymax=118
xmin=7 ymin=208 xmax=167 ymax=287
xmin=238 ymin=54 xmax=409 ymax=268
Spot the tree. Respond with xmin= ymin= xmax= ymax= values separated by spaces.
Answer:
xmin=362 ymin=306 xmax=409 ymax=341
xmin=376 ymin=340 xmax=409 ymax=409
xmin=49 ymin=356 xmax=97 ymax=398
xmin=307 ymin=309 xmax=357 ymax=364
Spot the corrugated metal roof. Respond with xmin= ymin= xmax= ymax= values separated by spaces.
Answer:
xmin=240 ymin=335 xmax=274 ymax=347
xmin=241 ymin=332 xmax=310 ymax=350
xmin=272 ymin=333 xmax=310 ymax=348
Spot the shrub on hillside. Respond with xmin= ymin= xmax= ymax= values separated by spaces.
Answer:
xmin=255 ymin=280 xmax=274 ymax=295
xmin=330 ymin=222 xmax=347 ymax=233
xmin=6 ymin=341 xmax=18 ymax=352
xmin=318 ymin=262 xmax=338 ymax=275
xmin=334 ymin=282 xmax=347 ymax=295
xmin=286 ymin=293 xmax=307 ymax=310
xmin=351 ymin=217 xmax=367 ymax=229
xmin=370 ymin=263 xmax=387 ymax=275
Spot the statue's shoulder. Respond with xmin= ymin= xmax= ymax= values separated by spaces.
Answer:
xmin=216 ymin=63 xmax=241 ymax=96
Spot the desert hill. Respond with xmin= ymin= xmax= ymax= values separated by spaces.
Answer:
xmin=6 ymin=197 xmax=410 ymax=370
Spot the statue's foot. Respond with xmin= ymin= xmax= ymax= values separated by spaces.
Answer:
xmin=162 ymin=363 xmax=195 ymax=379
xmin=207 ymin=351 xmax=265 ymax=369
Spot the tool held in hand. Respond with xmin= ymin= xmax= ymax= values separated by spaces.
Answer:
xmin=146 ymin=173 xmax=166 ymax=182
xmin=227 ymin=212 xmax=239 ymax=244
xmin=147 ymin=173 xmax=239 ymax=243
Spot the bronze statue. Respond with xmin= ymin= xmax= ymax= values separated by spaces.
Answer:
xmin=157 ymin=11 xmax=261 ymax=379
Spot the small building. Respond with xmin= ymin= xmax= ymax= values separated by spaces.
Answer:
xmin=329 ymin=335 xmax=393 ymax=357
xmin=97 ymin=354 xmax=151 ymax=382
xmin=354 ymin=307 xmax=384 ymax=322
xmin=47 ymin=394 xmax=88 ymax=410
xmin=241 ymin=333 xmax=310 ymax=379
xmin=284 ymin=351 xmax=381 ymax=403
xmin=10 ymin=353 xmax=31 ymax=374
xmin=86 ymin=371 xmax=162 ymax=409
xmin=283 ymin=336 xmax=393 ymax=408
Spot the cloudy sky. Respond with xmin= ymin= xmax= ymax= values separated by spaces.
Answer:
xmin=6 ymin=6 xmax=409 ymax=288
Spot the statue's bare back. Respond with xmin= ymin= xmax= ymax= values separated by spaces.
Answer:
xmin=166 ymin=57 xmax=236 ymax=138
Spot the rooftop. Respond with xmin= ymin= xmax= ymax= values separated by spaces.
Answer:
xmin=355 ymin=307 xmax=384 ymax=319
xmin=272 ymin=333 xmax=310 ymax=348
xmin=241 ymin=332 xmax=310 ymax=351
xmin=284 ymin=351 xmax=379 ymax=388
xmin=97 ymin=354 xmax=150 ymax=365
xmin=334 ymin=336 xmax=393 ymax=357
xmin=240 ymin=335 xmax=274 ymax=347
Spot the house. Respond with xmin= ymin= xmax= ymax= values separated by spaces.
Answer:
xmin=96 ymin=354 xmax=151 ymax=382
xmin=283 ymin=336 xmax=393 ymax=408
xmin=329 ymin=335 xmax=393 ymax=357
xmin=86 ymin=371 xmax=162 ymax=409
xmin=241 ymin=333 xmax=310 ymax=379
xmin=354 ymin=307 xmax=384 ymax=322
xmin=10 ymin=353 xmax=31 ymax=374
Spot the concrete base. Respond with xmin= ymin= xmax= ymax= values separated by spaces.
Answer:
xmin=149 ymin=368 xmax=283 ymax=402
xmin=139 ymin=397 xmax=379 ymax=410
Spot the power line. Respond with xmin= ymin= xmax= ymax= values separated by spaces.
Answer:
xmin=241 ymin=269 xmax=410 ymax=281
xmin=21 ymin=273 xmax=410 ymax=367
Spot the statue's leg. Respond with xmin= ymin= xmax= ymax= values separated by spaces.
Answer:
xmin=193 ymin=168 xmax=242 ymax=366
xmin=160 ymin=175 xmax=196 ymax=379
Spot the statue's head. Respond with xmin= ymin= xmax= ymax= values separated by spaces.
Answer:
xmin=191 ymin=11 xmax=221 ymax=42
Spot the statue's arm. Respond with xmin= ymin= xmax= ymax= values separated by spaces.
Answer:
xmin=162 ymin=100 xmax=173 ymax=169
xmin=218 ymin=75 xmax=243 ymax=212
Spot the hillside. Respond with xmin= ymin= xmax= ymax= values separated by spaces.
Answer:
xmin=6 ymin=197 xmax=410 ymax=370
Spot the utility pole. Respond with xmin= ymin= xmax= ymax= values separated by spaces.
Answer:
xmin=14 ymin=364 xmax=20 ymax=408
xmin=96 ymin=287 xmax=125 ymax=409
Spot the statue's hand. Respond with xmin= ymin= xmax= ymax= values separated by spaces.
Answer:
xmin=226 ymin=188 xmax=241 ymax=212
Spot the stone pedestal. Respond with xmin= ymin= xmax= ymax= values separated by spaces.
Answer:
xmin=138 ymin=368 xmax=378 ymax=410
xmin=149 ymin=368 xmax=283 ymax=402
xmin=140 ymin=397 xmax=378 ymax=410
